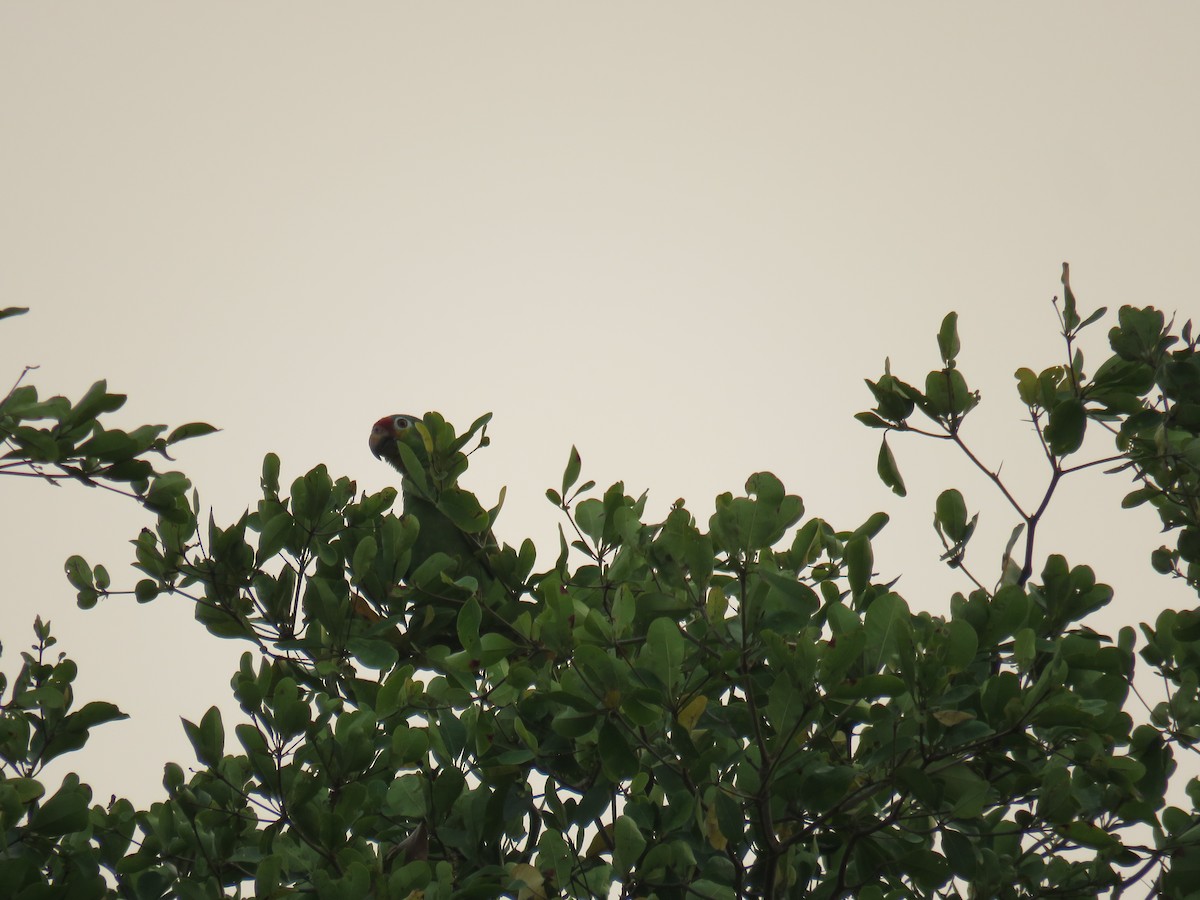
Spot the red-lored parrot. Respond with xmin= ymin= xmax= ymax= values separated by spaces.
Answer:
xmin=368 ymin=413 xmax=498 ymax=589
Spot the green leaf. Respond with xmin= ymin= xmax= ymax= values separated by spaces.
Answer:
xmin=17 ymin=685 xmax=67 ymax=711
xmin=134 ymin=579 xmax=159 ymax=603
xmin=77 ymin=428 xmax=138 ymax=461
xmin=877 ymin=436 xmax=906 ymax=497
xmin=459 ymin=411 xmax=493 ymax=448
xmin=562 ymin=445 xmax=582 ymax=496
xmin=68 ymin=701 xmax=128 ymax=731
xmin=937 ymin=311 xmax=960 ymax=364
xmin=845 ymin=534 xmax=873 ymax=597
xmin=0 ymin=306 xmax=30 ymax=321
xmin=925 ymin=368 xmax=975 ymax=419
xmin=851 ymin=511 xmax=890 ymax=541
xmin=1079 ymin=306 xmax=1107 ymax=330
xmin=396 ymin=439 xmax=428 ymax=494
xmin=431 ymin=767 xmax=465 ymax=818
xmin=612 ymin=814 xmax=646 ymax=877
xmin=1060 ymin=261 xmax=1080 ymax=331
xmin=935 ymin=489 xmax=969 ymax=542
xmin=1015 ymin=367 xmax=1039 ymax=406
xmin=392 ymin=727 xmax=430 ymax=766
xmin=67 ymin=380 xmax=127 ymax=425
xmin=1109 ymin=305 xmax=1167 ymax=363
xmin=939 ymin=764 xmax=989 ymax=818
xmin=167 ymin=422 xmax=219 ymax=444
xmin=864 ymin=371 xmax=916 ymax=423
xmin=11 ymin=425 xmax=59 ymax=461
xmin=864 ymin=592 xmax=909 ymax=671
xmin=0 ymin=383 xmax=37 ymax=415
xmin=255 ymin=855 xmax=283 ymax=898
xmin=1014 ymin=627 xmax=1036 ymax=672
xmin=386 ymin=774 xmax=427 ymax=817
xmin=457 ymin=597 xmax=483 ymax=655
xmin=144 ymin=471 xmax=191 ymax=512
xmin=257 ymin=512 xmax=293 ymax=562
xmin=29 ymin=774 xmax=90 ymax=836
xmin=1179 ymin=528 xmax=1200 ymax=564
xmin=598 ymin=721 xmax=639 ymax=781
xmin=352 ymin=536 xmax=378 ymax=580
xmin=998 ymin=524 xmax=1026 ymax=587
xmin=642 ymin=617 xmax=684 ymax=694
xmin=261 ymin=452 xmax=281 ymax=497
xmin=942 ymin=619 xmax=979 ymax=671
xmin=854 ymin=411 xmax=891 ymax=429
xmin=1045 ymin=397 xmax=1086 ymax=456
xmin=439 ymin=487 xmax=490 ymax=534
xmin=1151 ymin=547 xmax=1176 ymax=574
xmin=1062 ymin=821 xmax=1118 ymax=850
xmin=64 ymin=555 xmax=94 ymax=591
xmin=182 ymin=706 xmax=225 ymax=767
xmin=347 ymin=638 xmax=399 ymax=670
xmin=800 ymin=764 xmax=856 ymax=812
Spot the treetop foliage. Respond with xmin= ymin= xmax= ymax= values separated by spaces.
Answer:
xmin=4 ymin=271 xmax=1200 ymax=898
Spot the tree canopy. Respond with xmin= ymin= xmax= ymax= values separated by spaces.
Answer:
xmin=5 ymin=267 xmax=1200 ymax=898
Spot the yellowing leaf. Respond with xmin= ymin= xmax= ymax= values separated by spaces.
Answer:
xmin=586 ymin=823 xmax=614 ymax=858
xmin=705 ymin=802 xmax=728 ymax=851
xmin=706 ymin=587 xmax=727 ymax=619
xmin=678 ymin=695 xmax=708 ymax=733
xmin=932 ymin=709 xmax=975 ymax=727
xmin=512 ymin=863 xmax=546 ymax=900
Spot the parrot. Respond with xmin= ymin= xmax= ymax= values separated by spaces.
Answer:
xmin=368 ymin=412 xmax=536 ymax=664
xmin=368 ymin=413 xmax=499 ymax=590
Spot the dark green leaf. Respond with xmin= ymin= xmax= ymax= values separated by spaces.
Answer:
xmin=167 ymin=422 xmax=219 ymax=444
xmin=1045 ymin=397 xmax=1086 ymax=456
xmin=182 ymin=706 xmax=224 ymax=767
xmin=457 ymin=597 xmax=482 ymax=655
xmin=29 ymin=774 xmax=90 ymax=836
xmin=935 ymin=489 xmax=969 ymax=542
xmin=439 ymin=487 xmax=490 ymax=534
xmin=613 ymin=814 xmax=646 ymax=877
xmin=877 ymin=436 xmax=906 ymax=497
xmin=561 ymin=445 xmax=582 ymax=496
xmin=642 ymin=617 xmax=683 ymax=694
xmin=937 ymin=311 xmax=960 ymax=364
xmin=598 ymin=721 xmax=639 ymax=781
xmin=845 ymin=534 xmax=873 ymax=597
xmin=854 ymin=411 xmax=891 ymax=429
xmin=68 ymin=701 xmax=128 ymax=731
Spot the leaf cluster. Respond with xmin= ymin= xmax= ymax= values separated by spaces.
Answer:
xmin=6 ymin=277 xmax=1200 ymax=898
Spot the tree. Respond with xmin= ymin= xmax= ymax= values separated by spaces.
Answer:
xmin=4 ymin=266 xmax=1200 ymax=898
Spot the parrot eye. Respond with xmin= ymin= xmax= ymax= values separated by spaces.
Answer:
xmin=393 ymin=416 xmax=410 ymax=430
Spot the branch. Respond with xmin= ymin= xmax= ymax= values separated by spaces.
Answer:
xmin=1060 ymin=454 xmax=1127 ymax=476
xmin=948 ymin=433 xmax=1029 ymax=521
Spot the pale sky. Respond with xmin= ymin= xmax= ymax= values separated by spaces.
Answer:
xmin=3 ymin=3 xmax=1199 ymax=809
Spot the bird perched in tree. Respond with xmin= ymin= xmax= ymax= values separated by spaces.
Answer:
xmin=368 ymin=413 xmax=498 ymax=590
xmin=369 ymin=413 xmax=535 ymax=661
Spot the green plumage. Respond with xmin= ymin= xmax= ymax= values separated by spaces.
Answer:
xmin=369 ymin=412 xmax=497 ymax=589
xmin=369 ymin=412 xmax=532 ymax=657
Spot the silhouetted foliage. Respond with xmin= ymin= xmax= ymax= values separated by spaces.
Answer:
xmin=5 ymin=269 xmax=1200 ymax=898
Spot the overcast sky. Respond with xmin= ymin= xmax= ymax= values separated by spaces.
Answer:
xmin=3 ymin=3 xmax=1199 ymax=808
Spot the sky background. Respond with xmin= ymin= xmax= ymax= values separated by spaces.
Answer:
xmin=3 ymin=3 xmax=1199 ymax=809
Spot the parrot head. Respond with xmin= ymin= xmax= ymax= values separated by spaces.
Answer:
xmin=369 ymin=413 xmax=422 ymax=470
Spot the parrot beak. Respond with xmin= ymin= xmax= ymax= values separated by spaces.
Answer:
xmin=368 ymin=430 xmax=393 ymax=460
